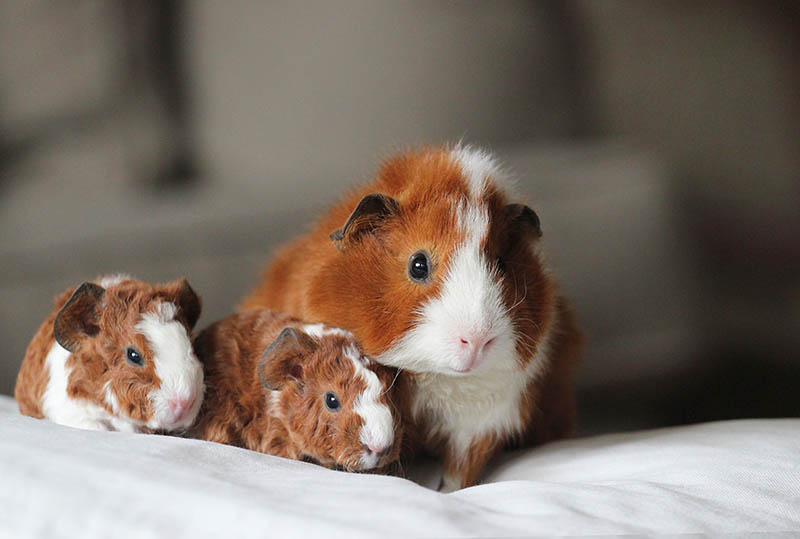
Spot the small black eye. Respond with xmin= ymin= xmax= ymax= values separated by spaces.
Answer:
xmin=126 ymin=347 xmax=144 ymax=367
xmin=324 ymin=391 xmax=341 ymax=412
xmin=408 ymin=251 xmax=431 ymax=282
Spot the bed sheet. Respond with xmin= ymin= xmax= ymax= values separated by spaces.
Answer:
xmin=1 ymin=395 xmax=798 ymax=537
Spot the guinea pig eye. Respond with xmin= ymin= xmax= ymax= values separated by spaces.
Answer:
xmin=323 ymin=391 xmax=341 ymax=412
xmin=408 ymin=251 xmax=431 ymax=283
xmin=126 ymin=347 xmax=144 ymax=367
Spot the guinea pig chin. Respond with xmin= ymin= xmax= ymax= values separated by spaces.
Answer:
xmin=148 ymin=382 xmax=203 ymax=430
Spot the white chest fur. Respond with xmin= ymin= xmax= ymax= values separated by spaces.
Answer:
xmin=410 ymin=332 xmax=552 ymax=461
xmin=40 ymin=342 xmax=118 ymax=431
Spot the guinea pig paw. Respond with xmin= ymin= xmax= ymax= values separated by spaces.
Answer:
xmin=437 ymin=474 xmax=461 ymax=493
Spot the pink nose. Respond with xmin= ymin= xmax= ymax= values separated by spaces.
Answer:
xmin=457 ymin=333 xmax=495 ymax=371
xmin=168 ymin=395 xmax=195 ymax=421
xmin=459 ymin=333 xmax=495 ymax=353
xmin=364 ymin=443 xmax=392 ymax=457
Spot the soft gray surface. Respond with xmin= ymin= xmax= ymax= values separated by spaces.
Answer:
xmin=2 ymin=395 xmax=798 ymax=537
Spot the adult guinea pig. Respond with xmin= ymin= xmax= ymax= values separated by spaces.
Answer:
xmin=241 ymin=145 xmax=582 ymax=491
xmin=189 ymin=308 xmax=401 ymax=472
xmin=15 ymin=274 xmax=204 ymax=433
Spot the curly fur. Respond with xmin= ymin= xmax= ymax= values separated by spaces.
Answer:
xmin=189 ymin=309 xmax=402 ymax=472
xmin=15 ymin=276 xmax=203 ymax=432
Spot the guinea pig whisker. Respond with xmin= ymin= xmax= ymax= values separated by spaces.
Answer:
xmin=382 ymin=368 xmax=402 ymax=396
xmin=507 ymin=271 xmax=527 ymax=310
xmin=513 ymin=331 xmax=536 ymax=348
xmin=512 ymin=332 xmax=537 ymax=355
xmin=513 ymin=316 xmax=541 ymax=331
xmin=508 ymin=275 xmax=529 ymax=312
xmin=509 ymin=268 xmax=521 ymax=307
xmin=516 ymin=334 xmax=534 ymax=351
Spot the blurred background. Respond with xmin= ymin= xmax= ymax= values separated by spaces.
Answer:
xmin=1 ymin=1 xmax=798 ymax=434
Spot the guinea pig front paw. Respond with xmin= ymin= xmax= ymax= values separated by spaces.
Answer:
xmin=94 ymin=419 xmax=116 ymax=431
xmin=437 ymin=474 xmax=462 ymax=493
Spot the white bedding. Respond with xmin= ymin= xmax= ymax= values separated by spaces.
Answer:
xmin=1 ymin=394 xmax=798 ymax=538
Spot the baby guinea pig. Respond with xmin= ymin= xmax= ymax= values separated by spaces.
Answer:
xmin=190 ymin=308 xmax=401 ymax=472
xmin=15 ymin=274 xmax=204 ymax=433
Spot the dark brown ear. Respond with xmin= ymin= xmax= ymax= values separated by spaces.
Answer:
xmin=53 ymin=282 xmax=106 ymax=352
xmin=506 ymin=203 xmax=542 ymax=238
xmin=173 ymin=278 xmax=202 ymax=329
xmin=330 ymin=193 xmax=400 ymax=250
xmin=257 ymin=327 xmax=315 ymax=391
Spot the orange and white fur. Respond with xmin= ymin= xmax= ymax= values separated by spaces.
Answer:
xmin=242 ymin=145 xmax=581 ymax=490
xmin=15 ymin=275 xmax=204 ymax=433
xmin=190 ymin=308 xmax=401 ymax=471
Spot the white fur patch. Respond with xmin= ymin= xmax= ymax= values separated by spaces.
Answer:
xmin=41 ymin=342 xmax=115 ymax=431
xmin=341 ymin=345 xmax=394 ymax=470
xmin=450 ymin=144 xmax=512 ymax=199
xmin=301 ymin=323 xmax=354 ymax=340
xmin=136 ymin=301 xmax=204 ymax=430
xmin=456 ymin=198 xmax=489 ymax=241
xmin=97 ymin=273 xmax=133 ymax=288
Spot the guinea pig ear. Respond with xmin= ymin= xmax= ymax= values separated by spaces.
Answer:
xmin=53 ymin=282 xmax=106 ymax=353
xmin=330 ymin=193 xmax=399 ymax=250
xmin=257 ymin=327 xmax=315 ymax=391
xmin=172 ymin=278 xmax=202 ymax=329
xmin=505 ymin=203 xmax=542 ymax=239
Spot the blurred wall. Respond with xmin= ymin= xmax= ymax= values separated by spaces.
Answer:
xmin=188 ymin=1 xmax=584 ymax=186
xmin=584 ymin=0 xmax=800 ymax=345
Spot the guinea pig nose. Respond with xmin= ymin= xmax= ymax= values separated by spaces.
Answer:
xmin=364 ymin=442 xmax=392 ymax=458
xmin=459 ymin=333 xmax=494 ymax=353
xmin=168 ymin=395 xmax=195 ymax=421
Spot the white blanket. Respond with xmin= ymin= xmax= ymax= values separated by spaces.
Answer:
xmin=1 ymin=394 xmax=798 ymax=537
